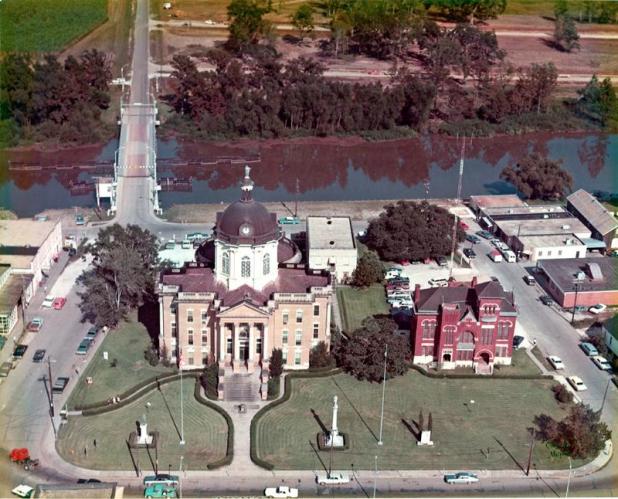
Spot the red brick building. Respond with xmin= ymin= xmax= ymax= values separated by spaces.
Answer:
xmin=411 ymin=278 xmax=518 ymax=374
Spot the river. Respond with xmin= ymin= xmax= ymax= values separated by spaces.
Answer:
xmin=0 ymin=132 xmax=616 ymax=217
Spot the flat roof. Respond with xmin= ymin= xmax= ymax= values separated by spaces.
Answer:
xmin=470 ymin=194 xmax=525 ymax=209
xmin=517 ymin=234 xmax=585 ymax=249
xmin=495 ymin=217 xmax=591 ymax=238
xmin=0 ymin=274 xmax=32 ymax=315
xmin=307 ymin=216 xmax=355 ymax=250
xmin=0 ymin=219 xmax=59 ymax=248
xmin=567 ymin=189 xmax=618 ymax=235
xmin=539 ymin=257 xmax=618 ymax=293
xmin=484 ymin=204 xmax=567 ymax=217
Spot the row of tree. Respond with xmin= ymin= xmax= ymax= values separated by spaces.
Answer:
xmin=0 ymin=50 xmax=112 ymax=145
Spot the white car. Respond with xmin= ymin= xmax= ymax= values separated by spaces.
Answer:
xmin=567 ymin=376 xmax=588 ymax=391
xmin=316 ymin=471 xmax=350 ymax=485
xmin=11 ymin=485 xmax=34 ymax=498
xmin=589 ymin=304 xmax=607 ymax=314
xmin=264 ymin=486 xmax=299 ymax=498
xmin=591 ymin=355 xmax=612 ymax=371
xmin=41 ymin=295 xmax=54 ymax=308
xmin=444 ymin=472 xmax=479 ymax=484
xmin=547 ymin=356 xmax=565 ymax=370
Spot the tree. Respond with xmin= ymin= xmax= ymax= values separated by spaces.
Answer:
xmin=269 ymin=348 xmax=284 ymax=377
xmin=500 ymin=153 xmax=573 ymax=200
xmin=514 ymin=63 xmax=558 ymax=114
xmin=577 ymin=75 xmax=618 ymax=129
xmin=77 ymin=224 xmax=159 ymax=327
xmin=227 ymin=0 xmax=272 ymax=50
xmin=535 ymin=405 xmax=611 ymax=459
xmin=552 ymin=383 xmax=574 ymax=404
xmin=334 ymin=317 xmax=409 ymax=381
xmin=554 ymin=14 xmax=580 ymax=52
xmin=351 ymin=251 xmax=383 ymax=287
xmin=310 ymin=341 xmax=335 ymax=368
xmin=291 ymin=4 xmax=315 ymax=40
xmin=554 ymin=0 xmax=569 ymax=18
xmin=365 ymin=200 xmax=465 ymax=262
xmin=429 ymin=0 xmax=507 ymax=23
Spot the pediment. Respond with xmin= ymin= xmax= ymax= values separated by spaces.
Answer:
xmin=217 ymin=300 xmax=270 ymax=319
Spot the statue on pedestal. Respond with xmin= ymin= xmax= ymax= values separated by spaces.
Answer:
xmin=325 ymin=395 xmax=345 ymax=448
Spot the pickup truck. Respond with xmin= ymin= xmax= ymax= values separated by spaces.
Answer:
xmin=264 ymin=486 xmax=299 ymax=498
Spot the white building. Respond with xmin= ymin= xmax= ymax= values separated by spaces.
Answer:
xmin=307 ymin=216 xmax=357 ymax=281
xmin=517 ymin=234 xmax=587 ymax=263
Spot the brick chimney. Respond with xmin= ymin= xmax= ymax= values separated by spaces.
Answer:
xmin=471 ymin=276 xmax=478 ymax=288
xmin=414 ymin=283 xmax=421 ymax=303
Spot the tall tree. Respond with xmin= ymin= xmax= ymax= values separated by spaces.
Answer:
xmin=429 ymin=0 xmax=507 ymax=23
xmin=500 ymin=153 xmax=573 ymax=200
xmin=227 ymin=0 xmax=272 ymax=50
xmin=351 ymin=251 xmax=383 ymax=287
xmin=514 ymin=63 xmax=558 ymax=114
xmin=291 ymin=4 xmax=315 ymax=41
xmin=269 ymin=348 xmax=284 ymax=377
xmin=77 ymin=224 xmax=159 ymax=327
xmin=554 ymin=14 xmax=580 ymax=52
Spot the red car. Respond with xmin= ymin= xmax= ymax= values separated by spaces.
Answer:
xmin=52 ymin=297 xmax=66 ymax=310
xmin=459 ymin=221 xmax=470 ymax=230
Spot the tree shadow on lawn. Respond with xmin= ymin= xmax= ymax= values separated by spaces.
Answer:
xmin=332 ymin=378 xmax=379 ymax=443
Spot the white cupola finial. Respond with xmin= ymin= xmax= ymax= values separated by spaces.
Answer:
xmin=241 ymin=165 xmax=254 ymax=200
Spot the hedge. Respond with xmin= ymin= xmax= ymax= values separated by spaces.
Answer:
xmin=250 ymin=368 xmax=341 ymax=470
xmin=408 ymin=363 xmax=551 ymax=380
xmin=193 ymin=379 xmax=235 ymax=469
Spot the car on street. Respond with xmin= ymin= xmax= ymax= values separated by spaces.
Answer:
xmin=567 ymin=376 xmax=587 ymax=391
xmin=76 ymin=338 xmax=93 ymax=355
xmin=11 ymin=485 xmax=34 ymax=498
xmin=523 ymin=275 xmax=536 ymax=285
xmin=591 ymin=355 xmax=612 ymax=371
xmin=476 ymin=230 xmax=493 ymax=239
xmin=512 ymin=335 xmax=525 ymax=350
xmin=52 ymin=377 xmax=70 ymax=393
xmin=42 ymin=295 xmax=54 ymax=308
xmin=580 ymin=342 xmax=599 ymax=357
xmin=463 ymin=248 xmax=476 ymax=259
xmin=547 ymin=355 xmax=565 ymax=370
xmin=264 ymin=486 xmax=299 ymax=498
xmin=186 ymin=232 xmax=208 ymax=242
xmin=27 ymin=318 xmax=44 ymax=332
xmin=144 ymin=484 xmax=177 ymax=498
xmin=429 ymin=278 xmax=448 ymax=287
xmin=589 ymin=304 xmax=607 ymax=314
xmin=52 ymin=297 xmax=66 ymax=310
xmin=278 ymin=216 xmax=299 ymax=225
xmin=75 ymin=214 xmax=85 ymax=225
xmin=86 ymin=327 xmax=99 ymax=340
xmin=32 ymin=349 xmax=46 ymax=363
xmin=316 ymin=471 xmax=350 ymax=485
xmin=444 ymin=472 xmax=479 ymax=484
xmin=466 ymin=234 xmax=480 ymax=244
xmin=436 ymin=256 xmax=448 ymax=267
xmin=0 ymin=362 xmax=13 ymax=378
xmin=12 ymin=345 xmax=28 ymax=359
xmin=540 ymin=295 xmax=553 ymax=306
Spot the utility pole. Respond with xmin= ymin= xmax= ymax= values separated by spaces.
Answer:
xmin=570 ymin=281 xmax=581 ymax=324
xmin=525 ymin=428 xmax=535 ymax=476
xmin=378 ymin=344 xmax=388 ymax=446
xmin=47 ymin=357 xmax=55 ymax=418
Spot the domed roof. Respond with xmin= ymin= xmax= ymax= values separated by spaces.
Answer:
xmin=215 ymin=166 xmax=279 ymax=245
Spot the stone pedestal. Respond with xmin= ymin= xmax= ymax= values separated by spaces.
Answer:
xmin=417 ymin=429 xmax=434 ymax=446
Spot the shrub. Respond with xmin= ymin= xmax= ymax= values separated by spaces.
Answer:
xmin=200 ymin=362 xmax=219 ymax=400
xmin=310 ymin=341 xmax=335 ymax=369
xmin=269 ymin=348 xmax=283 ymax=378
xmin=144 ymin=346 xmax=159 ymax=367
xmin=267 ymin=377 xmax=280 ymax=399
xmin=552 ymin=383 xmax=574 ymax=404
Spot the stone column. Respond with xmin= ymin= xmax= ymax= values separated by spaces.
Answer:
xmin=249 ymin=323 xmax=255 ymax=361
xmin=218 ymin=323 xmax=225 ymax=362
xmin=233 ymin=322 xmax=240 ymax=362
xmin=263 ymin=324 xmax=269 ymax=361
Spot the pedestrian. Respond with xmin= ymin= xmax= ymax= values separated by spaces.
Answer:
xmin=93 ymin=439 xmax=97 ymax=449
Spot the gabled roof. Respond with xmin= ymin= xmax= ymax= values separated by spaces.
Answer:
xmin=567 ymin=189 xmax=618 ymax=236
xmin=218 ymin=300 xmax=270 ymax=318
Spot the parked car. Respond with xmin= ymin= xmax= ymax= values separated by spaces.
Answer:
xmin=567 ymin=376 xmax=587 ymax=391
xmin=144 ymin=484 xmax=177 ymax=498
xmin=264 ymin=486 xmax=299 ymax=498
xmin=463 ymin=248 xmax=477 ymax=259
xmin=75 ymin=214 xmax=85 ymax=225
xmin=580 ymin=342 xmax=599 ymax=357
xmin=540 ymin=295 xmax=553 ymax=306
xmin=385 ymin=268 xmax=403 ymax=280
xmin=466 ymin=234 xmax=480 ymax=244
xmin=476 ymin=230 xmax=493 ymax=239
xmin=85 ymin=327 xmax=98 ymax=340
xmin=186 ymin=232 xmax=208 ymax=242
xmin=52 ymin=377 xmax=70 ymax=393
xmin=76 ymin=338 xmax=93 ymax=355
xmin=12 ymin=345 xmax=28 ymax=359
xmin=32 ymin=349 xmax=46 ymax=363
xmin=489 ymin=250 xmax=503 ymax=263
xmin=512 ymin=335 xmax=525 ymax=350
xmin=429 ymin=278 xmax=448 ymax=287
xmin=316 ymin=471 xmax=350 ymax=485
xmin=278 ymin=216 xmax=300 ymax=225
xmin=27 ymin=318 xmax=44 ymax=332
xmin=444 ymin=472 xmax=479 ymax=484
xmin=523 ymin=275 xmax=536 ymax=285
xmin=589 ymin=304 xmax=607 ymax=314
xmin=591 ymin=355 xmax=612 ymax=371
xmin=548 ymin=356 xmax=564 ymax=370
xmin=11 ymin=485 xmax=34 ymax=498
xmin=52 ymin=297 xmax=66 ymax=310
xmin=0 ymin=362 xmax=13 ymax=378
xmin=41 ymin=295 xmax=54 ymax=308
xmin=459 ymin=221 xmax=470 ymax=230
xmin=436 ymin=256 xmax=448 ymax=267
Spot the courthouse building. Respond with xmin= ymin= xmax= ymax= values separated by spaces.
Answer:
xmin=159 ymin=168 xmax=333 ymax=373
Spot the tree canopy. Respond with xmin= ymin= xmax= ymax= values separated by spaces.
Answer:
xmin=577 ymin=75 xmax=618 ymax=130
xmin=351 ymin=251 xmax=383 ymax=287
xmin=227 ymin=0 xmax=272 ymax=51
xmin=365 ymin=200 xmax=465 ymax=262
xmin=291 ymin=4 xmax=315 ymax=40
xmin=500 ymin=153 xmax=573 ymax=200
xmin=554 ymin=14 xmax=580 ymax=52
xmin=334 ymin=317 xmax=409 ymax=381
xmin=77 ymin=224 xmax=159 ymax=328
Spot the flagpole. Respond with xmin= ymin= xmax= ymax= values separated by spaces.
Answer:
xmin=179 ymin=349 xmax=185 ymax=445
xmin=378 ymin=344 xmax=387 ymax=446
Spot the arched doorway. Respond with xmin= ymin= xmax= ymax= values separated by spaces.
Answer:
xmin=443 ymin=353 xmax=452 ymax=362
xmin=238 ymin=328 xmax=249 ymax=361
xmin=479 ymin=352 xmax=490 ymax=365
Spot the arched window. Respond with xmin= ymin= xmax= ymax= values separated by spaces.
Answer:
xmin=241 ymin=256 xmax=251 ymax=277
xmin=222 ymin=252 xmax=230 ymax=275
xmin=263 ymin=253 xmax=270 ymax=275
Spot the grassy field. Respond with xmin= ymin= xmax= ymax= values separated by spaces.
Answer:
xmin=57 ymin=380 xmax=228 ymax=470
xmin=337 ymin=284 xmax=389 ymax=333
xmin=67 ymin=319 xmax=175 ymax=409
xmin=503 ymin=0 xmax=555 ymax=16
xmin=0 ymin=0 xmax=108 ymax=52
xmin=254 ymin=371 xmax=582 ymax=470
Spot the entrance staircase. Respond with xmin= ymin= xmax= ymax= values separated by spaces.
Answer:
xmin=223 ymin=366 xmax=261 ymax=401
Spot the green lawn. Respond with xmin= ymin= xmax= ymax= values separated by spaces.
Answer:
xmin=254 ymin=372 xmax=582 ymax=470
xmin=0 ymin=0 xmax=108 ymax=52
xmin=337 ymin=285 xmax=389 ymax=333
xmin=57 ymin=380 xmax=228 ymax=470
xmin=504 ymin=0 xmax=555 ymax=16
xmin=67 ymin=319 xmax=175 ymax=409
